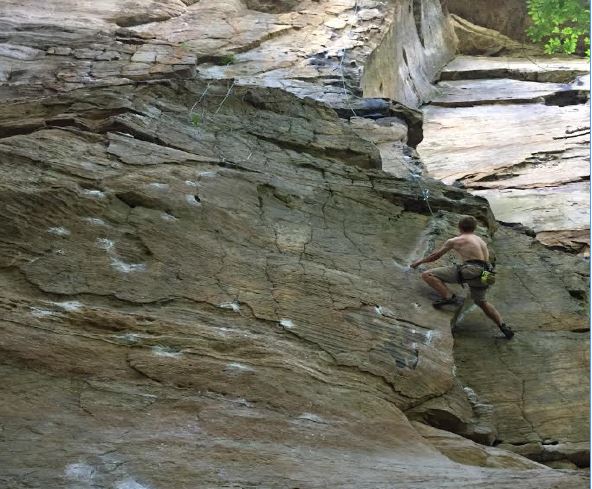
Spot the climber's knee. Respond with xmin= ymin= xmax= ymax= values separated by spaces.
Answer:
xmin=421 ymin=270 xmax=433 ymax=281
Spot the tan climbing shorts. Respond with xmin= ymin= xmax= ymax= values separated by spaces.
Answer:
xmin=429 ymin=264 xmax=489 ymax=303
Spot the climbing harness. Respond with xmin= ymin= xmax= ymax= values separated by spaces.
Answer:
xmin=456 ymin=260 xmax=496 ymax=287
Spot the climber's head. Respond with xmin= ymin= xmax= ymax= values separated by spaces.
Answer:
xmin=458 ymin=216 xmax=477 ymax=234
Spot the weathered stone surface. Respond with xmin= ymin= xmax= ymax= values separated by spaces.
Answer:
xmin=2 ymin=76 xmax=585 ymax=487
xmin=474 ymin=182 xmax=589 ymax=236
xmin=421 ymin=102 xmax=588 ymax=188
xmin=420 ymin=56 xmax=589 ymax=252
xmin=537 ymin=229 xmax=590 ymax=255
xmin=430 ymin=78 xmax=586 ymax=107
xmin=441 ymin=55 xmax=590 ymax=83
xmin=1 ymin=76 xmax=588 ymax=488
xmin=360 ymin=0 xmax=458 ymax=107
xmin=451 ymin=226 xmax=589 ymax=466
xmin=185 ymin=0 xmax=456 ymax=109
xmin=0 ymin=1 xmax=588 ymax=487
xmin=245 ymin=0 xmax=300 ymax=13
xmin=412 ymin=422 xmax=550 ymax=469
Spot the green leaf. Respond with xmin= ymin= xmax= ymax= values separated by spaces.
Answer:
xmin=526 ymin=0 xmax=590 ymax=55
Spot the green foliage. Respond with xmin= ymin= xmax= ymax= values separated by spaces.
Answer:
xmin=191 ymin=113 xmax=201 ymax=127
xmin=526 ymin=0 xmax=590 ymax=56
xmin=215 ymin=53 xmax=237 ymax=65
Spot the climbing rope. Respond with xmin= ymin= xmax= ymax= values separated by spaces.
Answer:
xmin=336 ymin=0 xmax=360 ymax=117
xmin=188 ymin=78 xmax=237 ymax=128
xmin=409 ymin=171 xmax=436 ymax=218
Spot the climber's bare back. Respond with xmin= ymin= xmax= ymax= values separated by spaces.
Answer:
xmin=446 ymin=233 xmax=489 ymax=262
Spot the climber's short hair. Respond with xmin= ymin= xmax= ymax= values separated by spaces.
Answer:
xmin=458 ymin=216 xmax=477 ymax=233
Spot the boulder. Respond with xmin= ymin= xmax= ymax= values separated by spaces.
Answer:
xmin=451 ymin=14 xmax=538 ymax=56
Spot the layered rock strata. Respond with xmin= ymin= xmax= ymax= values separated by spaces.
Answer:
xmin=419 ymin=56 xmax=590 ymax=253
xmin=0 ymin=1 xmax=588 ymax=488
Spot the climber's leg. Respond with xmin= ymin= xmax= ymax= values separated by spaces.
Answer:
xmin=421 ymin=266 xmax=459 ymax=306
xmin=472 ymin=288 xmax=514 ymax=339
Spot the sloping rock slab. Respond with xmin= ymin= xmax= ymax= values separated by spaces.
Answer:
xmin=413 ymin=422 xmax=551 ymax=469
xmin=474 ymin=182 xmax=590 ymax=236
xmin=441 ymin=55 xmax=590 ymax=83
xmin=420 ymin=100 xmax=589 ymax=247
xmin=430 ymin=78 xmax=587 ymax=107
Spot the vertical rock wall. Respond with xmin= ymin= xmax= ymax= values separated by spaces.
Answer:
xmin=0 ymin=1 xmax=588 ymax=487
xmin=361 ymin=0 xmax=458 ymax=107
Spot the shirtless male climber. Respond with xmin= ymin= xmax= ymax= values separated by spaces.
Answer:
xmin=410 ymin=216 xmax=514 ymax=339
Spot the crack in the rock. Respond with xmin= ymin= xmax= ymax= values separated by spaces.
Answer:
xmin=493 ymin=341 xmax=542 ymax=443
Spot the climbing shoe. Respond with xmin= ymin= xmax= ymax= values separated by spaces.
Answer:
xmin=432 ymin=294 xmax=459 ymax=309
xmin=499 ymin=323 xmax=514 ymax=340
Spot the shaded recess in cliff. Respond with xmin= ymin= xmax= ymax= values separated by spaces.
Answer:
xmin=447 ymin=0 xmax=530 ymax=42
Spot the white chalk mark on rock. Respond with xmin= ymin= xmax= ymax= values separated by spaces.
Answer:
xmin=161 ymin=212 xmax=177 ymax=222
xmin=463 ymin=386 xmax=479 ymax=403
xmin=116 ymin=479 xmax=150 ymax=489
xmin=65 ymin=463 xmax=95 ymax=481
xmin=374 ymin=305 xmax=383 ymax=316
xmin=148 ymin=182 xmax=169 ymax=190
xmin=185 ymin=194 xmax=201 ymax=206
xmin=457 ymin=304 xmax=477 ymax=325
xmin=219 ymin=301 xmax=240 ymax=312
xmin=391 ymin=258 xmax=412 ymax=272
xmin=117 ymin=333 xmax=141 ymax=344
xmin=30 ymin=307 xmax=54 ymax=318
xmin=96 ymin=238 xmax=115 ymax=251
xmin=297 ymin=413 xmax=328 ymax=424
xmin=47 ymin=227 xmax=70 ymax=237
xmin=225 ymin=362 xmax=255 ymax=373
xmin=81 ymin=189 xmax=105 ymax=199
xmin=279 ymin=318 xmax=295 ymax=329
xmin=83 ymin=217 xmax=107 ymax=226
xmin=152 ymin=346 xmax=182 ymax=358
xmin=52 ymin=301 xmax=83 ymax=312
xmin=185 ymin=180 xmax=198 ymax=187
xmin=110 ymin=258 xmax=147 ymax=273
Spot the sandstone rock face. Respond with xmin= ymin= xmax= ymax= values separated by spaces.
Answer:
xmin=0 ymin=1 xmax=588 ymax=488
xmin=453 ymin=226 xmax=589 ymax=466
xmin=419 ymin=56 xmax=590 ymax=253
xmin=412 ymin=422 xmax=552 ymax=469
xmin=360 ymin=0 xmax=458 ymax=107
